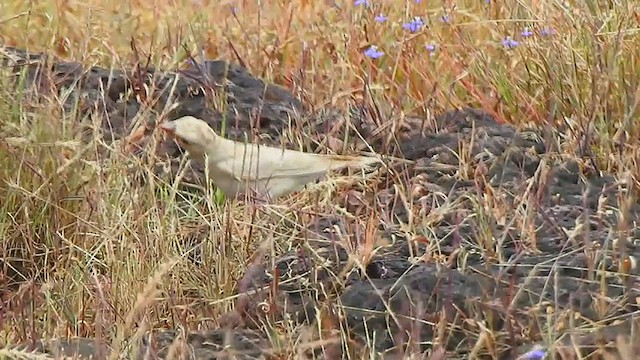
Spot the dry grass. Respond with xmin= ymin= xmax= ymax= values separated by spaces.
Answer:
xmin=1 ymin=0 xmax=639 ymax=359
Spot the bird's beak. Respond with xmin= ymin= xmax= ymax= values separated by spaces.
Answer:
xmin=159 ymin=122 xmax=177 ymax=138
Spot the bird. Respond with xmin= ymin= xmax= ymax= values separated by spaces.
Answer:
xmin=158 ymin=116 xmax=383 ymax=200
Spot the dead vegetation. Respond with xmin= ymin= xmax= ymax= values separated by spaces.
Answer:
xmin=1 ymin=0 xmax=640 ymax=359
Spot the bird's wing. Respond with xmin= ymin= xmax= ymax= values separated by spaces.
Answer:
xmin=217 ymin=144 xmax=336 ymax=181
xmin=216 ymin=140 xmax=381 ymax=181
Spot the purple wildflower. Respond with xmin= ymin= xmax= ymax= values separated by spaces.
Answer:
xmin=402 ymin=17 xmax=425 ymax=33
xmin=502 ymin=36 xmax=519 ymax=49
xmin=540 ymin=27 xmax=556 ymax=36
xmin=522 ymin=349 xmax=547 ymax=360
xmin=375 ymin=14 xmax=388 ymax=23
xmin=425 ymin=43 xmax=436 ymax=53
xmin=364 ymin=45 xmax=384 ymax=59
xmin=354 ymin=0 xmax=369 ymax=6
xmin=521 ymin=27 xmax=533 ymax=37
xmin=440 ymin=14 xmax=451 ymax=23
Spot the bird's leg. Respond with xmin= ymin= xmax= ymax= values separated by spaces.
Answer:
xmin=231 ymin=191 xmax=250 ymax=203
xmin=233 ymin=188 xmax=271 ymax=206
xmin=247 ymin=188 xmax=272 ymax=206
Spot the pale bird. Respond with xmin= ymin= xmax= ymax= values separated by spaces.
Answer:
xmin=159 ymin=116 xmax=382 ymax=199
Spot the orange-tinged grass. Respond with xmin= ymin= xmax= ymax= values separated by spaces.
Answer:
xmin=1 ymin=0 xmax=635 ymax=134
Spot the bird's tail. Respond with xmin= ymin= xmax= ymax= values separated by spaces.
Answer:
xmin=355 ymin=155 xmax=384 ymax=167
xmin=323 ymin=153 xmax=385 ymax=171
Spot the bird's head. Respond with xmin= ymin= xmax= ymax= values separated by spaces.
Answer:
xmin=159 ymin=116 xmax=218 ymax=160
